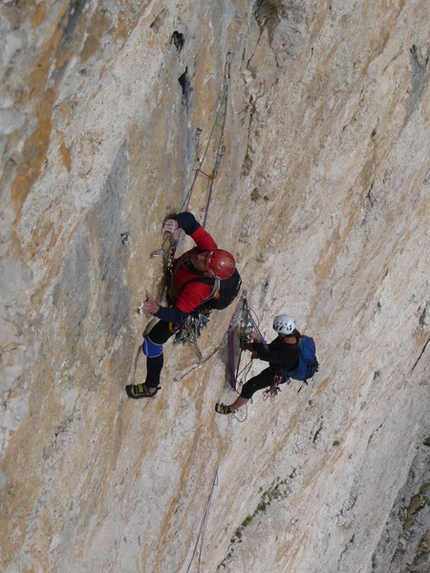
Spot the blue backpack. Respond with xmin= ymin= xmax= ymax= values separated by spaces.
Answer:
xmin=284 ymin=335 xmax=319 ymax=384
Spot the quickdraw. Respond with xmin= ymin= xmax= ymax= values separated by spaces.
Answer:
xmin=172 ymin=308 xmax=212 ymax=347
xmin=263 ymin=375 xmax=283 ymax=401
xmin=228 ymin=298 xmax=258 ymax=391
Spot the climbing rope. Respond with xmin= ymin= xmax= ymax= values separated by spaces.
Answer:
xmin=143 ymin=52 xmax=271 ymax=385
xmin=228 ymin=299 xmax=266 ymax=384
xmin=227 ymin=329 xmax=251 ymax=423
xmin=225 ymin=298 xmax=267 ymax=422
xmin=151 ymin=52 xmax=231 ymax=263
xmin=173 ymin=290 xmax=247 ymax=382
xmin=145 ymin=53 xmax=233 ymax=363
xmin=185 ymin=466 xmax=219 ymax=573
xmin=172 ymin=290 xmax=266 ymax=374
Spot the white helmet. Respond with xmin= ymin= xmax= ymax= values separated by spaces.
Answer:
xmin=273 ymin=314 xmax=296 ymax=335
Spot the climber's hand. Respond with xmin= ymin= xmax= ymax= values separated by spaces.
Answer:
xmin=141 ymin=291 xmax=160 ymax=315
xmin=163 ymin=219 xmax=178 ymax=235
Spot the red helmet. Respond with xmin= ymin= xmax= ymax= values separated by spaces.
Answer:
xmin=206 ymin=249 xmax=236 ymax=280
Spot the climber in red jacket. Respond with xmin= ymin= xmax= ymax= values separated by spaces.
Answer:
xmin=126 ymin=212 xmax=236 ymax=399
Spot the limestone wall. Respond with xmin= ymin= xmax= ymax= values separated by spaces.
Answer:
xmin=0 ymin=1 xmax=429 ymax=572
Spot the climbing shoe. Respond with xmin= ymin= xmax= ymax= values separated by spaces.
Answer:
xmin=215 ymin=403 xmax=231 ymax=415
xmin=125 ymin=384 xmax=160 ymax=399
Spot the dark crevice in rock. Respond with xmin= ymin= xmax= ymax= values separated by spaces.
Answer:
xmin=171 ymin=31 xmax=185 ymax=53
xmin=411 ymin=336 xmax=430 ymax=371
xmin=59 ymin=0 xmax=90 ymax=48
xmin=178 ymin=67 xmax=191 ymax=109
xmin=406 ymin=45 xmax=429 ymax=121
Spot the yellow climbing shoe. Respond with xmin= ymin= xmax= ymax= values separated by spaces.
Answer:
xmin=215 ymin=403 xmax=231 ymax=415
xmin=125 ymin=384 xmax=160 ymax=399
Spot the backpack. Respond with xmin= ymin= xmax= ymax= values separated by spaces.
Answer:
xmin=183 ymin=268 xmax=242 ymax=310
xmin=284 ymin=335 xmax=319 ymax=384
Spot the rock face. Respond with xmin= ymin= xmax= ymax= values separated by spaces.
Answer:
xmin=0 ymin=1 xmax=429 ymax=572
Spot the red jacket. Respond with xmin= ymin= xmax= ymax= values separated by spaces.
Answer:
xmin=172 ymin=226 xmax=217 ymax=314
xmin=154 ymin=213 xmax=219 ymax=324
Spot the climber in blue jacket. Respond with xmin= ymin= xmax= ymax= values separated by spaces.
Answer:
xmin=215 ymin=314 xmax=300 ymax=414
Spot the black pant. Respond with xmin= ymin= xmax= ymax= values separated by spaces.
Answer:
xmin=240 ymin=368 xmax=286 ymax=400
xmin=145 ymin=320 xmax=176 ymax=388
